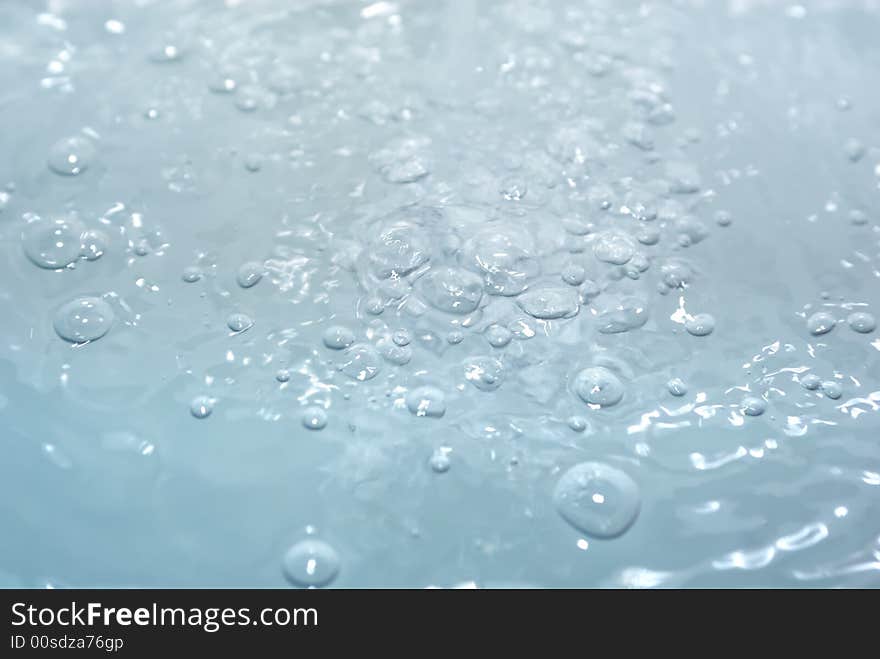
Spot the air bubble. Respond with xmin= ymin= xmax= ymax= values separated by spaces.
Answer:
xmin=821 ymin=381 xmax=842 ymax=400
xmin=561 ymin=263 xmax=586 ymax=286
xmin=460 ymin=227 xmax=539 ymax=296
xmin=405 ymin=386 xmax=446 ymax=418
xmin=846 ymin=311 xmax=875 ymax=334
xmin=806 ymin=311 xmax=835 ymax=336
xmin=800 ymin=373 xmax=821 ymax=391
xmin=849 ymin=209 xmax=868 ymax=226
xmin=190 ymin=396 xmax=214 ymax=419
xmin=322 ymin=325 xmax=355 ymax=350
xmin=48 ymin=136 xmax=96 ymax=176
xmin=499 ymin=176 xmax=527 ymax=201
xmin=844 ymin=138 xmax=865 ymax=162
xmin=53 ymin=296 xmax=115 ymax=343
xmin=392 ymin=329 xmax=412 ymax=346
xmin=429 ymin=448 xmax=451 ymax=473
xmin=338 ymin=344 xmax=381 ymax=381
xmin=741 ymin=396 xmax=766 ymax=416
xmin=76 ymin=229 xmax=107 ymax=261
xmin=416 ymin=267 xmax=483 ymax=314
xmin=567 ymin=416 xmax=587 ymax=432
xmin=485 ymin=325 xmax=512 ymax=348
xmin=365 ymin=297 xmax=385 ymax=315
xmin=182 ymin=267 xmax=202 ymax=283
xmin=553 ymin=462 xmax=641 ymax=538
xmin=149 ymin=42 xmax=184 ymax=63
xmin=464 ymin=356 xmax=504 ymax=391
xmin=226 ymin=313 xmax=254 ymax=333
xmin=573 ymin=367 xmax=624 ymax=407
xmin=714 ymin=210 xmax=733 ymax=227
xmin=23 ymin=217 xmax=84 ymax=269
xmin=596 ymin=296 xmax=649 ymax=334
xmin=367 ymin=220 xmax=430 ymax=279
xmin=593 ymin=232 xmax=635 ymax=265
xmin=447 ymin=331 xmax=464 ymax=345
xmin=282 ymin=540 xmax=340 ymax=588
xmin=667 ymin=378 xmax=687 ymax=396
xmin=244 ymin=154 xmax=263 ymax=173
xmin=685 ymin=313 xmax=715 ymax=337
xmin=301 ymin=407 xmax=328 ymax=430
xmin=236 ymin=261 xmax=264 ymax=288
xmin=516 ymin=287 xmax=579 ymax=320
xmin=637 ymin=228 xmax=660 ymax=246
xmin=378 ymin=338 xmax=412 ymax=366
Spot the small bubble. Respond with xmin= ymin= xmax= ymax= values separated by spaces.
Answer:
xmin=846 ymin=311 xmax=875 ymax=334
xmin=800 ymin=373 xmax=821 ymax=391
xmin=464 ymin=355 xmax=504 ymax=391
xmin=365 ymin=297 xmax=385 ymax=315
xmin=685 ymin=313 xmax=715 ymax=337
xmin=416 ymin=267 xmax=483 ymax=315
xmin=207 ymin=74 xmax=237 ymax=94
xmin=282 ymin=540 xmax=340 ymax=588
xmin=149 ymin=42 xmax=183 ymax=63
xmin=236 ymin=261 xmax=264 ymax=288
xmin=79 ymin=229 xmax=108 ymax=261
xmin=593 ymin=232 xmax=635 ymax=265
xmin=567 ymin=416 xmax=587 ymax=432
xmin=235 ymin=96 xmax=258 ymax=112
xmin=190 ymin=395 xmax=214 ymax=419
xmin=53 ymin=296 xmax=115 ymax=343
xmin=338 ymin=344 xmax=381 ymax=381
xmin=226 ymin=313 xmax=254 ymax=333
xmin=133 ymin=239 xmax=151 ymax=257
xmin=429 ymin=448 xmax=451 ymax=473
xmin=378 ymin=338 xmax=412 ymax=366
xmin=844 ymin=138 xmax=866 ymax=162
xmin=322 ymin=325 xmax=355 ymax=350
xmin=276 ymin=369 xmax=291 ymax=383
xmin=553 ymin=462 xmax=641 ymax=538
xmin=499 ymin=176 xmax=527 ymax=201
xmin=821 ymin=381 xmax=842 ymax=400
xmin=405 ymin=386 xmax=446 ymax=418
xmin=667 ymin=377 xmax=687 ymax=396
xmin=806 ymin=311 xmax=836 ymax=336
xmin=849 ymin=209 xmax=868 ymax=226
xmin=573 ymin=367 xmax=624 ymax=407
xmin=48 ymin=136 xmax=96 ymax=176
xmin=392 ymin=329 xmax=411 ymax=346
xmin=446 ymin=331 xmax=464 ymax=345
xmin=244 ymin=154 xmax=263 ymax=173
xmin=23 ymin=217 xmax=84 ymax=269
xmin=714 ymin=210 xmax=733 ymax=227
xmin=561 ymin=263 xmax=586 ymax=286
xmin=661 ymin=262 xmax=692 ymax=289
xmin=182 ymin=267 xmax=202 ymax=283
xmin=516 ymin=287 xmax=579 ymax=320
xmin=637 ymin=227 xmax=660 ymax=246
xmin=301 ymin=406 xmax=328 ymax=430
xmin=104 ymin=19 xmax=125 ymax=34
xmin=596 ymin=295 xmax=649 ymax=334
xmin=485 ymin=324 xmax=512 ymax=348
xmin=367 ymin=220 xmax=430 ymax=279
xmin=741 ymin=396 xmax=766 ymax=417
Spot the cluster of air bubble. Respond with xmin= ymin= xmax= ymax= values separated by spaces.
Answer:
xmin=7 ymin=0 xmax=879 ymax=588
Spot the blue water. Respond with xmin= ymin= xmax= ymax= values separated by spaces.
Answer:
xmin=1 ymin=0 xmax=879 ymax=588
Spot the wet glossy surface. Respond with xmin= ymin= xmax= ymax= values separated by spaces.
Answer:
xmin=1 ymin=0 xmax=879 ymax=588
